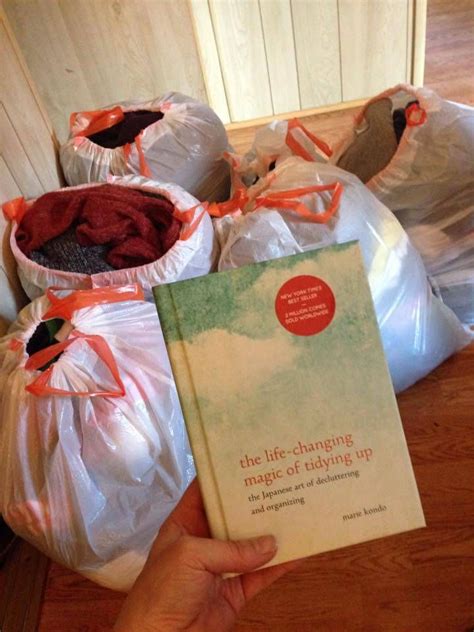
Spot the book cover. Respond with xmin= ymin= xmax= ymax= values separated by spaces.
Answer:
xmin=153 ymin=241 xmax=425 ymax=568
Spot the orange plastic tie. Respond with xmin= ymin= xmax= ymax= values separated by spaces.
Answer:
xmin=2 ymin=197 xmax=28 ymax=223
xmin=176 ymin=203 xmax=208 ymax=241
xmin=286 ymin=118 xmax=333 ymax=160
xmin=208 ymin=188 xmax=248 ymax=218
xmin=180 ymin=209 xmax=206 ymax=241
xmin=8 ymin=338 xmax=23 ymax=352
xmin=406 ymin=103 xmax=427 ymax=127
xmin=255 ymin=182 xmax=343 ymax=224
xmin=135 ymin=133 xmax=152 ymax=178
xmin=43 ymin=285 xmax=144 ymax=321
xmin=262 ymin=184 xmax=339 ymax=199
xmin=25 ymin=332 xmax=126 ymax=398
xmin=123 ymin=143 xmax=132 ymax=162
xmin=173 ymin=206 xmax=197 ymax=224
xmin=71 ymin=106 xmax=125 ymax=137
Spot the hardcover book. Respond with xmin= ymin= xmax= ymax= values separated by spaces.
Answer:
xmin=153 ymin=241 xmax=425 ymax=568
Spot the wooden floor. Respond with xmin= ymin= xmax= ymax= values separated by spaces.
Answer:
xmin=2 ymin=0 xmax=473 ymax=630
xmin=423 ymin=0 xmax=474 ymax=106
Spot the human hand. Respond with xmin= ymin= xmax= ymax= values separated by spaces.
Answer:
xmin=114 ymin=478 xmax=299 ymax=632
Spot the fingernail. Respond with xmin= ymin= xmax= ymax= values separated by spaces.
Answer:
xmin=252 ymin=535 xmax=277 ymax=554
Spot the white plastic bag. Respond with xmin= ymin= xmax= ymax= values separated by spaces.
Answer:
xmin=214 ymin=157 xmax=472 ymax=392
xmin=5 ymin=175 xmax=217 ymax=300
xmin=60 ymin=92 xmax=230 ymax=202
xmin=0 ymin=211 xmax=28 ymax=334
xmin=225 ymin=118 xmax=331 ymax=191
xmin=332 ymin=85 xmax=474 ymax=324
xmin=0 ymin=284 xmax=194 ymax=591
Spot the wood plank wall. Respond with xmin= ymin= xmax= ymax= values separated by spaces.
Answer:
xmin=3 ymin=0 xmax=207 ymax=142
xmin=188 ymin=0 xmax=415 ymax=120
xmin=0 ymin=6 xmax=59 ymax=329
xmin=0 ymin=10 xmax=61 ymax=200
xmin=3 ymin=0 xmax=422 ymax=141
xmin=338 ymin=0 xmax=410 ymax=99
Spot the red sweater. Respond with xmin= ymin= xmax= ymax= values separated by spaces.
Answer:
xmin=16 ymin=184 xmax=181 ymax=270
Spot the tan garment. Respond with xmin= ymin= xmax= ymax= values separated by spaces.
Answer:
xmin=337 ymin=98 xmax=398 ymax=183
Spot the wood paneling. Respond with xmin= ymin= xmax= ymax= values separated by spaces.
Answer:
xmin=0 ymin=104 xmax=44 ymax=200
xmin=291 ymin=0 xmax=342 ymax=109
xmin=133 ymin=1 xmax=207 ymax=104
xmin=3 ymin=0 xmax=425 ymax=132
xmin=3 ymin=0 xmax=207 ymax=142
xmin=0 ymin=9 xmax=58 ymax=328
xmin=259 ymin=0 xmax=300 ymax=114
xmin=189 ymin=0 xmax=230 ymax=123
xmin=3 ymin=0 xmax=93 ymax=144
xmin=209 ymin=0 xmax=272 ymax=121
xmin=412 ymin=0 xmax=428 ymax=85
xmin=338 ymin=0 xmax=410 ymax=101
xmin=0 ymin=14 xmax=61 ymax=196
xmin=0 ymin=155 xmax=21 ymax=202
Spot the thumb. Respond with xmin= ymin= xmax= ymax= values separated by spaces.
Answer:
xmin=190 ymin=535 xmax=278 ymax=575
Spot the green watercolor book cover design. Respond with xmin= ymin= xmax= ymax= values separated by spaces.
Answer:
xmin=154 ymin=242 xmax=425 ymax=568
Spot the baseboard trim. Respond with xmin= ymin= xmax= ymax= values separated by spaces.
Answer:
xmin=224 ymin=98 xmax=366 ymax=131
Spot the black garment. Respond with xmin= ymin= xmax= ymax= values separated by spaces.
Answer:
xmin=392 ymin=100 xmax=420 ymax=144
xmin=30 ymin=228 xmax=114 ymax=275
xmin=88 ymin=110 xmax=164 ymax=148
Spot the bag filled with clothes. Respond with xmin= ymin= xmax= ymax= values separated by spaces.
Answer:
xmin=331 ymin=84 xmax=474 ymax=325
xmin=225 ymin=118 xmax=331 ymax=191
xmin=213 ymin=157 xmax=472 ymax=393
xmin=0 ymin=284 xmax=194 ymax=591
xmin=3 ymin=175 xmax=217 ymax=300
xmin=60 ymin=92 xmax=231 ymax=202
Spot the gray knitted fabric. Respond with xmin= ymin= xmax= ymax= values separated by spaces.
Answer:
xmin=30 ymin=228 xmax=114 ymax=274
xmin=337 ymin=98 xmax=398 ymax=184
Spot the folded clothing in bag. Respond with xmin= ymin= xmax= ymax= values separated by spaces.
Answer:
xmin=214 ymin=157 xmax=472 ymax=393
xmin=0 ymin=285 xmax=194 ymax=592
xmin=332 ymin=84 xmax=474 ymax=325
xmin=60 ymin=92 xmax=231 ymax=202
xmin=4 ymin=175 xmax=217 ymax=300
xmin=16 ymin=184 xmax=181 ymax=272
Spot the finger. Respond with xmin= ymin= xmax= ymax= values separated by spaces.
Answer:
xmin=240 ymin=558 xmax=303 ymax=602
xmin=188 ymin=535 xmax=278 ymax=575
xmin=149 ymin=479 xmax=209 ymax=560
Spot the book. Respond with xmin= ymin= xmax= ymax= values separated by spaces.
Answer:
xmin=153 ymin=241 xmax=425 ymax=568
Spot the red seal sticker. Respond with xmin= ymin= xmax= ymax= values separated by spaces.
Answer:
xmin=275 ymin=275 xmax=335 ymax=336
